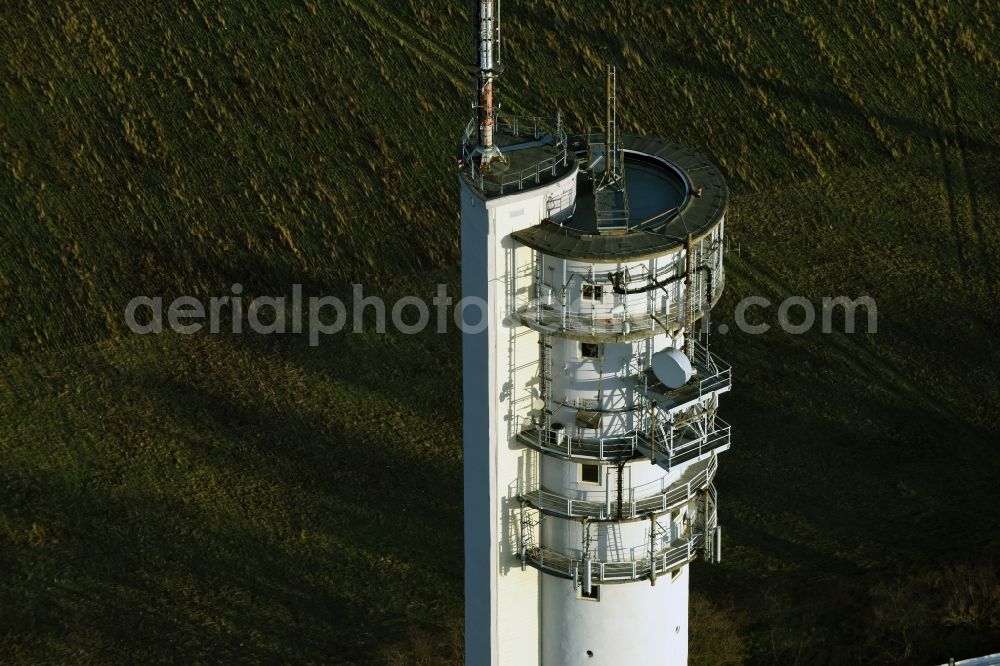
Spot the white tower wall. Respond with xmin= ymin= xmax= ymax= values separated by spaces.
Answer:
xmin=539 ymin=255 xmax=688 ymax=331
xmin=462 ymin=167 xmax=579 ymax=666
xmin=537 ymin=326 xmax=696 ymax=665
xmin=541 ymin=567 xmax=689 ymax=665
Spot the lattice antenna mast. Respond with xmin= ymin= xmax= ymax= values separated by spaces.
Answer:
xmin=605 ymin=64 xmax=624 ymax=185
xmin=475 ymin=0 xmax=504 ymax=167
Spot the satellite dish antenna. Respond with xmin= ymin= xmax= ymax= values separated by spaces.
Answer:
xmin=531 ymin=397 xmax=545 ymax=411
xmin=651 ymin=348 xmax=694 ymax=389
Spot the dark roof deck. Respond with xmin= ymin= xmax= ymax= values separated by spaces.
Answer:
xmin=511 ymin=134 xmax=728 ymax=262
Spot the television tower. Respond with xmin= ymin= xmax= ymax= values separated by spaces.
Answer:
xmin=460 ymin=3 xmax=731 ymax=664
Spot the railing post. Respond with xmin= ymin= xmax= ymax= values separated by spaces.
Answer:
xmin=649 ymin=515 xmax=658 ymax=583
xmin=519 ymin=500 xmax=527 ymax=571
xmin=606 ymin=473 xmax=612 ymax=518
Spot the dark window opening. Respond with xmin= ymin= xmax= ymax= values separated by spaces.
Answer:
xmin=581 ymin=463 xmax=600 ymax=484
xmin=582 ymin=283 xmax=603 ymax=301
xmin=581 ymin=585 xmax=600 ymax=601
xmin=576 ymin=410 xmax=602 ymax=430
xmin=581 ymin=342 xmax=599 ymax=359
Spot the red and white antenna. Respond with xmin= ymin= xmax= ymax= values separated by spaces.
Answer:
xmin=475 ymin=0 xmax=504 ymax=167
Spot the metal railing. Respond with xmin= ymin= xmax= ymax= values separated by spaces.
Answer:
xmin=512 ymin=262 xmax=691 ymax=338
xmin=459 ymin=112 xmax=571 ymax=196
xmin=519 ymin=454 xmax=718 ymax=520
xmin=626 ymin=341 xmax=732 ymax=411
xmin=517 ymin=416 xmax=730 ymax=466
xmin=515 ymin=294 xmax=682 ymax=338
xmin=517 ymin=422 xmax=636 ymax=460
xmin=509 ymin=241 xmax=726 ymax=339
xmin=636 ymin=418 xmax=731 ymax=471
xmin=520 ymin=503 xmax=719 ymax=584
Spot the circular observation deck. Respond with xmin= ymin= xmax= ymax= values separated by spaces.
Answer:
xmin=511 ymin=134 xmax=728 ymax=262
xmin=520 ymin=481 xmax=720 ymax=585
xmin=508 ymin=134 xmax=728 ymax=343
xmin=519 ymin=455 xmax=718 ymax=523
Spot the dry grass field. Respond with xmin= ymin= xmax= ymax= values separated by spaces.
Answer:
xmin=1 ymin=1 xmax=998 ymax=663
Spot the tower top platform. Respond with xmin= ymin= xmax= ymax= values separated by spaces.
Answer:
xmin=458 ymin=112 xmax=578 ymax=199
xmin=512 ymin=134 xmax=728 ymax=262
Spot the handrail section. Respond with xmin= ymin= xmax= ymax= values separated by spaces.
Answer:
xmin=519 ymin=455 xmax=718 ymax=520
xmin=517 ymin=417 xmax=730 ymax=466
xmin=635 ymin=419 xmax=731 ymax=472
xmin=460 ymin=112 xmax=570 ymax=196
xmin=520 ymin=498 xmax=719 ymax=584
xmin=628 ymin=342 xmax=732 ymax=406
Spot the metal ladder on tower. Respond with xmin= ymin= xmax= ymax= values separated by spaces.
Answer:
xmin=648 ymin=514 xmax=671 ymax=582
xmin=684 ymin=234 xmax=698 ymax=360
xmin=697 ymin=485 xmax=720 ymax=563
xmin=606 ymin=521 xmax=626 ymax=562
xmin=539 ymin=333 xmax=553 ymax=430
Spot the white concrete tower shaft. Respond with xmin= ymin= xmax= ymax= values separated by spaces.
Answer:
xmin=461 ymin=163 xmax=579 ymax=666
xmin=459 ymin=6 xmax=730 ymax=666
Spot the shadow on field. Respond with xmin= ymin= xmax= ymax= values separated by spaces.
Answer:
xmin=0 ymin=463 xmax=385 ymax=663
xmin=0 ymin=323 xmax=465 ymax=664
xmin=133 ymin=367 xmax=463 ymax=575
xmin=697 ymin=313 xmax=1000 ymax=663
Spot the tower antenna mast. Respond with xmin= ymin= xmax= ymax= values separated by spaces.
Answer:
xmin=475 ymin=0 xmax=504 ymax=167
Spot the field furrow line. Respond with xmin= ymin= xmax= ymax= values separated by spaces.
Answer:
xmin=340 ymin=0 xmax=466 ymax=94
xmin=899 ymin=2 xmax=988 ymax=296
xmin=944 ymin=72 xmax=996 ymax=303
xmin=727 ymin=255 xmax=948 ymax=418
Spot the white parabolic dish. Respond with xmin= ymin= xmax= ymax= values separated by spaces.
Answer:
xmin=651 ymin=348 xmax=694 ymax=389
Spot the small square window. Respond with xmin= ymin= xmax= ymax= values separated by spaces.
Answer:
xmin=581 ymin=584 xmax=600 ymax=601
xmin=582 ymin=283 xmax=604 ymax=301
xmin=580 ymin=342 xmax=599 ymax=359
xmin=581 ymin=463 xmax=601 ymax=484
